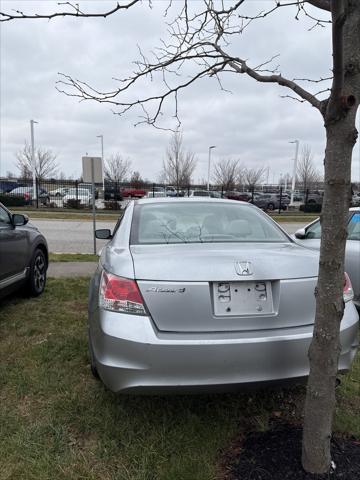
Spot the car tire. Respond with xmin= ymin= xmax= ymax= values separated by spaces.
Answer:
xmin=88 ymin=334 xmax=100 ymax=379
xmin=267 ymin=203 xmax=275 ymax=211
xmin=26 ymin=248 xmax=47 ymax=296
xmin=56 ymin=192 xmax=61 ymax=197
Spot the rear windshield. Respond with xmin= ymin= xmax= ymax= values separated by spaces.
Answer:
xmin=131 ymin=202 xmax=290 ymax=244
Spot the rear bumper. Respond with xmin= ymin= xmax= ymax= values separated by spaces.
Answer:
xmin=89 ymin=303 xmax=359 ymax=394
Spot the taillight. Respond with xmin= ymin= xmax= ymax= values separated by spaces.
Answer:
xmin=24 ymin=193 xmax=30 ymax=200
xmin=99 ymin=271 xmax=146 ymax=315
xmin=343 ymin=272 xmax=354 ymax=303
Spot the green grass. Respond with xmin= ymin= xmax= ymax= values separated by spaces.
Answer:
xmin=10 ymin=208 xmax=121 ymax=221
xmin=0 ymin=279 xmax=358 ymax=480
xmin=270 ymin=214 xmax=318 ymax=223
xmin=49 ymin=253 xmax=98 ymax=263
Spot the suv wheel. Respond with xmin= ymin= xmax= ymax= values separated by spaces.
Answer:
xmin=27 ymin=248 xmax=47 ymax=296
xmin=267 ymin=203 xmax=275 ymax=211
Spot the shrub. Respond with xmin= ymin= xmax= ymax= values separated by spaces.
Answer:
xmin=0 ymin=194 xmax=26 ymax=207
xmin=104 ymin=200 xmax=121 ymax=210
xmin=300 ymin=204 xmax=322 ymax=213
xmin=65 ymin=199 xmax=83 ymax=209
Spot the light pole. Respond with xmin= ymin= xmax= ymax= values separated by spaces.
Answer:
xmin=289 ymin=139 xmax=299 ymax=206
xmin=207 ymin=145 xmax=216 ymax=191
xmin=30 ymin=120 xmax=38 ymax=204
xmin=96 ymin=134 xmax=104 ymax=194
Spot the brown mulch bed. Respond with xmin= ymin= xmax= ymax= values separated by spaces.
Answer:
xmin=221 ymin=424 xmax=360 ymax=480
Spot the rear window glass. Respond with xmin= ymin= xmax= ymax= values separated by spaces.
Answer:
xmin=131 ymin=202 xmax=289 ymax=245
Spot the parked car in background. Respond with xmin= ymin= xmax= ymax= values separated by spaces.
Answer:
xmin=0 ymin=181 xmax=21 ymax=193
xmin=292 ymin=190 xmax=305 ymax=202
xmin=8 ymin=186 xmax=50 ymax=206
xmin=293 ymin=207 xmax=360 ymax=308
xmin=121 ymin=187 xmax=146 ymax=198
xmin=104 ymin=185 xmax=123 ymax=201
xmin=76 ymin=183 xmax=99 ymax=199
xmin=146 ymin=190 xmax=166 ymax=198
xmin=305 ymin=190 xmax=324 ymax=205
xmin=351 ymin=194 xmax=360 ymax=207
xmin=251 ymin=193 xmax=290 ymax=211
xmin=165 ymin=186 xmax=178 ymax=197
xmin=225 ymin=191 xmax=252 ymax=201
xmin=209 ymin=191 xmax=221 ymax=198
xmin=88 ymin=197 xmax=358 ymax=393
xmin=189 ymin=190 xmax=211 ymax=197
xmin=49 ymin=187 xmax=71 ymax=197
xmin=63 ymin=188 xmax=92 ymax=206
xmin=0 ymin=202 xmax=48 ymax=298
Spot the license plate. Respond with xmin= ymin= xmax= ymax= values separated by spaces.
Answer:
xmin=213 ymin=281 xmax=274 ymax=316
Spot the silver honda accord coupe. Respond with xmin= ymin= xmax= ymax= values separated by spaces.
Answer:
xmin=88 ymin=198 xmax=359 ymax=393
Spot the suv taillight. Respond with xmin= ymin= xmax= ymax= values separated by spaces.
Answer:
xmin=343 ymin=272 xmax=354 ymax=303
xmin=99 ymin=271 xmax=146 ymax=315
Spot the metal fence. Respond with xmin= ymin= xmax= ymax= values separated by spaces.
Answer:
xmin=0 ymin=176 xmax=329 ymax=213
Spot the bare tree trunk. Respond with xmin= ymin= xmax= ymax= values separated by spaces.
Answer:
xmin=302 ymin=119 xmax=356 ymax=473
xmin=302 ymin=1 xmax=360 ymax=473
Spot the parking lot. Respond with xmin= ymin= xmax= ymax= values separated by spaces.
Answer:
xmin=29 ymin=218 xmax=303 ymax=253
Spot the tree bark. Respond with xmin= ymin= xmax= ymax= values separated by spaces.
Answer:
xmin=302 ymin=0 xmax=360 ymax=473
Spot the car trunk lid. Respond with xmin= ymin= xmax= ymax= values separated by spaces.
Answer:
xmin=130 ymin=243 xmax=318 ymax=333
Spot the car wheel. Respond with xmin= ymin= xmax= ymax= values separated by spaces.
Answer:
xmin=282 ymin=206 xmax=288 ymax=211
xmin=27 ymin=248 xmax=47 ymax=296
xmin=56 ymin=192 xmax=61 ymax=197
xmin=267 ymin=203 xmax=275 ymax=211
xmin=88 ymin=334 xmax=100 ymax=379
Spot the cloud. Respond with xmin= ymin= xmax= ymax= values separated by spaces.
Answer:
xmin=1 ymin=0 xmax=359 ymax=183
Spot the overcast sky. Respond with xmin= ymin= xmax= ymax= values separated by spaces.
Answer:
xmin=1 ymin=0 xmax=359 ymax=184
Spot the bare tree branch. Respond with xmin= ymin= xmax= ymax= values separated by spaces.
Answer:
xmin=161 ymin=132 xmax=196 ymax=187
xmin=243 ymin=166 xmax=266 ymax=189
xmin=213 ymin=158 xmax=240 ymax=190
xmin=213 ymin=44 xmax=323 ymax=110
xmin=297 ymin=144 xmax=321 ymax=190
xmin=0 ymin=1 xmax=140 ymax=22
xmin=104 ymin=153 xmax=131 ymax=182
xmin=16 ymin=142 xmax=58 ymax=180
xmin=50 ymin=0 xmax=330 ymax=128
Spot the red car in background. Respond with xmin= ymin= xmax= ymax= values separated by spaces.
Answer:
xmin=225 ymin=191 xmax=252 ymax=202
xmin=121 ymin=188 xmax=147 ymax=198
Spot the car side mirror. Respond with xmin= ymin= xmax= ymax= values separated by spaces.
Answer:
xmin=12 ymin=213 xmax=29 ymax=226
xmin=295 ymin=228 xmax=306 ymax=239
xmin=95 ymin=229 xmax=112 ymax=240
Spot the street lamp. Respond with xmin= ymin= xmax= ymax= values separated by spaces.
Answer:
xmin=289 ymin=139 xmax=300 ymax=206
xmin=207 ymin=145 xmax=216 ymax=191
xmin=96 ymin=134 xmax=105 ymax=193
xmin=30 ymin=120 xmax=38 ymax=203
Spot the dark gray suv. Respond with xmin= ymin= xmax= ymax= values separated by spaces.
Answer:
xmin=0 ymin=202 xmax=48 ymax=298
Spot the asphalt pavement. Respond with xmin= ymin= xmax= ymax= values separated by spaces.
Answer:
xmin=31 ymin=218 xmax=302 ymax=254
xmin=31 ymin=218 xmax=117 ymax=254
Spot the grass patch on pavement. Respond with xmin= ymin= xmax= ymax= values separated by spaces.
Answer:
xmin=1 ymin=279 xmax=358 ymax=480
xmin=49 ymin=253 xmax=98 ymax=263
xmin=270 ymin=214 xmax=318 ymax=223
